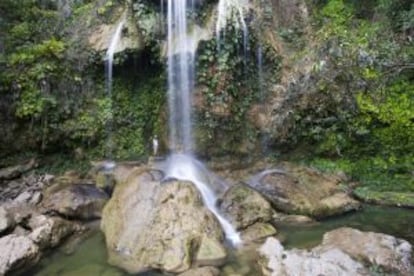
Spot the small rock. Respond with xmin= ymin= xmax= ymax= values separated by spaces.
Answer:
xmin=0 ymin=234 xmax=40 ymax=275
xmin=0 ymin=206 xmax=14 ymax=234
xmin=28 ymin=215 xmax=82 ymax=250
xmin=195 ymin=236 xmax=227 ymax=267
xmin=241 ymin=223 xmax=277 ymax=243
xmin=14 ymin=191 xmax=33 ymax=204
xmin=30 ymin=192 xmax=42 ymax=205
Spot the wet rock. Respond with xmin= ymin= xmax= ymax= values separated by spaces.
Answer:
xmin=241 ymin=223 xmax=277 ymax=243
xmin=194 ymin=236 xmax=227 ymax=267
xmin=259 ymin=228 xmax=414 ymax=276
xmin=219 ymin=184 xmax=274 ymax=230
xmin=179 ymin=266 xmax=220 ymax=276
xmin=272 ymin=214 xmax=316 ymax=225
xmin=320 ymin=227 xmax=413 ymax=275
xmin=259 ymin=237 xmax=368 ymax=276
xmin=28 ymin=215 xmax=83 ymax=250
xmin=42 ymin=184 xmax=108 ymax=220
xmin=101 ymin=167 xmax=225 ymax=274
xmin=0 ymin=206 xmax=14 ymax=235
xmin=249 ymin=163 xmax=360 ymax=218
xmin=0 ymin=234 xmax=40 ymax=275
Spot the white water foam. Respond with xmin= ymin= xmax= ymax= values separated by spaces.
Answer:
xmin=165 ymin=154 xmax=241 ymax=245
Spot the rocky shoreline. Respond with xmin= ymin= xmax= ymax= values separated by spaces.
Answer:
xmin=0 ymin=159 xmax=412 ymax=275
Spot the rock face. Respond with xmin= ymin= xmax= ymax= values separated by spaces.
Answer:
xmin=42 ymin=184 xmax=108 ymax=220
xmin=249 ymin=163 xmax=360 ymax=218
xmin=259 ymin=228 xmax=414 ymax=276
xmin=0 ymin=234 xmax=40 ymax=275
xmin=101 ymin=167 xmax=226 ymax=274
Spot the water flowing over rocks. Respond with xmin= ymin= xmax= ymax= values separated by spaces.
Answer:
xmin=259 ymin=227 xmax=414 ymax=276
xmin=101 ymin=166 xmax=226 ymax=274
xmin=248 ymin=162 xmax=360 ymax=218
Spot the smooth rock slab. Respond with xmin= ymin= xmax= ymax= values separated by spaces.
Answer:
xmin=0 ymin=234 xmax=40 ymax=275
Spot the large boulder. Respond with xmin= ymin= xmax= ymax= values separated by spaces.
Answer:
xmin=42 ymin=184 xmax=108 ymax=220
xmin=259 ymin=237 xmax=368 ymax=276
xmin=101 ymin=167 xmax=226 ymax=274
xmin=219 ymin=184 xmax=274 ymax=230
xmin=320 ymin=227 xmax=413 ymax=275
xmin=248 ymin=163 xmax=360 ymax=218
xmin=0 ymin=234 xmax=40 ymax=275
xmin=259 ymin=228 xmax=414 ymax=276
xmin=0 ymin=159 xmax=37 ymax=181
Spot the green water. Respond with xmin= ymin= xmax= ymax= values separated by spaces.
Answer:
xmin=27 ymin=205 xmax=414 ymax=276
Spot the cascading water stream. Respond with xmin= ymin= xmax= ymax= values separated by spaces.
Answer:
xmin=165 ymin=0 xmax=241 ymax=245
xmin=104 ymin=20 xmax=124 ymax=159
xmin=216 ymin=0 xmax=249 ymax=57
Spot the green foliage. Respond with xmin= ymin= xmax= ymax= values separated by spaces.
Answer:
xmin=195 ymin=22 xmax=280 ymax=156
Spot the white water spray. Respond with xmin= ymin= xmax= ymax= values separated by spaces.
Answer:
xmin=167 ymin=0 xmax=194 ymax=152
xmin=165 ymin=0 xmax=241 ymax=245
xmin=165 ymin=154 xmax=241 ymax=245
xmin=104 ymin=20 xmax=124 ymax=159
xmin=216 ymin=0 xmax=249 ymax=54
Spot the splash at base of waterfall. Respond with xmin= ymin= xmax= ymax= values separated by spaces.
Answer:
xmin=164 ymin=154 xmax=242 ymax=246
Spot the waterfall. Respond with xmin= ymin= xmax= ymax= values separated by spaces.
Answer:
xmin=165 ymin=0 xmax=241 ymax=245
xmin=165 ymin=154 xmax=241 ymax=245
xmin=216 ymin=0 xmax=249 ymax=55
xmin=167 ymin=0 xmax=194 ymax=153
xmin=104 ymin=20 xmax=124 ymax=159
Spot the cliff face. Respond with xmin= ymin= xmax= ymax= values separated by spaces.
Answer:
xmin=0 ymin=0 xmax=412 ymax=164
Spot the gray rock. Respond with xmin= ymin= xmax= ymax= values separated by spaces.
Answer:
xmin=42 ymin=184 xmax=108 ymax=220
xmin=0 ymin=234 xmax=40 ymax=275
xmin=28 ymin=215 xmax=82 ymax=250
xmin=0 ymin=159 xmax=37 ymax=181
xmin=14 ymin=191 xmax=33 ymax=204
xmin=259 ymin=237 xmax=368 ymax=276
xmin=320 ymin=227 xmax=413 ymax=276
xmin=259 ymin=228 xmax=414 ymax=276
xmin=0 ymin=206 xmax=13 ymax=235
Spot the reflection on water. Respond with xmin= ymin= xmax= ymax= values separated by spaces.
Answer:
xmin=26 ymin=205 xmax=414 ymax=275
xmin=280 ymin=205 xmax=414 ymax=249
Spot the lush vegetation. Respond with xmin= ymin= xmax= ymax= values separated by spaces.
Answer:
xmin=292 ymin=0 xmax=413 ymax=196
xmin=0 ymin=0 xmax=412 ymax=200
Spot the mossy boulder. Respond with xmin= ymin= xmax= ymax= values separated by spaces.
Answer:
xmin=249 ymin=162 xmax=360 ymax=218
xmin=219 ymin=184 xmax=275 ymax=230
xmin=354 ymin=188 xmax=414 ymax=208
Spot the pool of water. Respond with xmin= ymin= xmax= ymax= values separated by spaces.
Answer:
xmin=26 ymin=205 xmax=414 ymax=275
